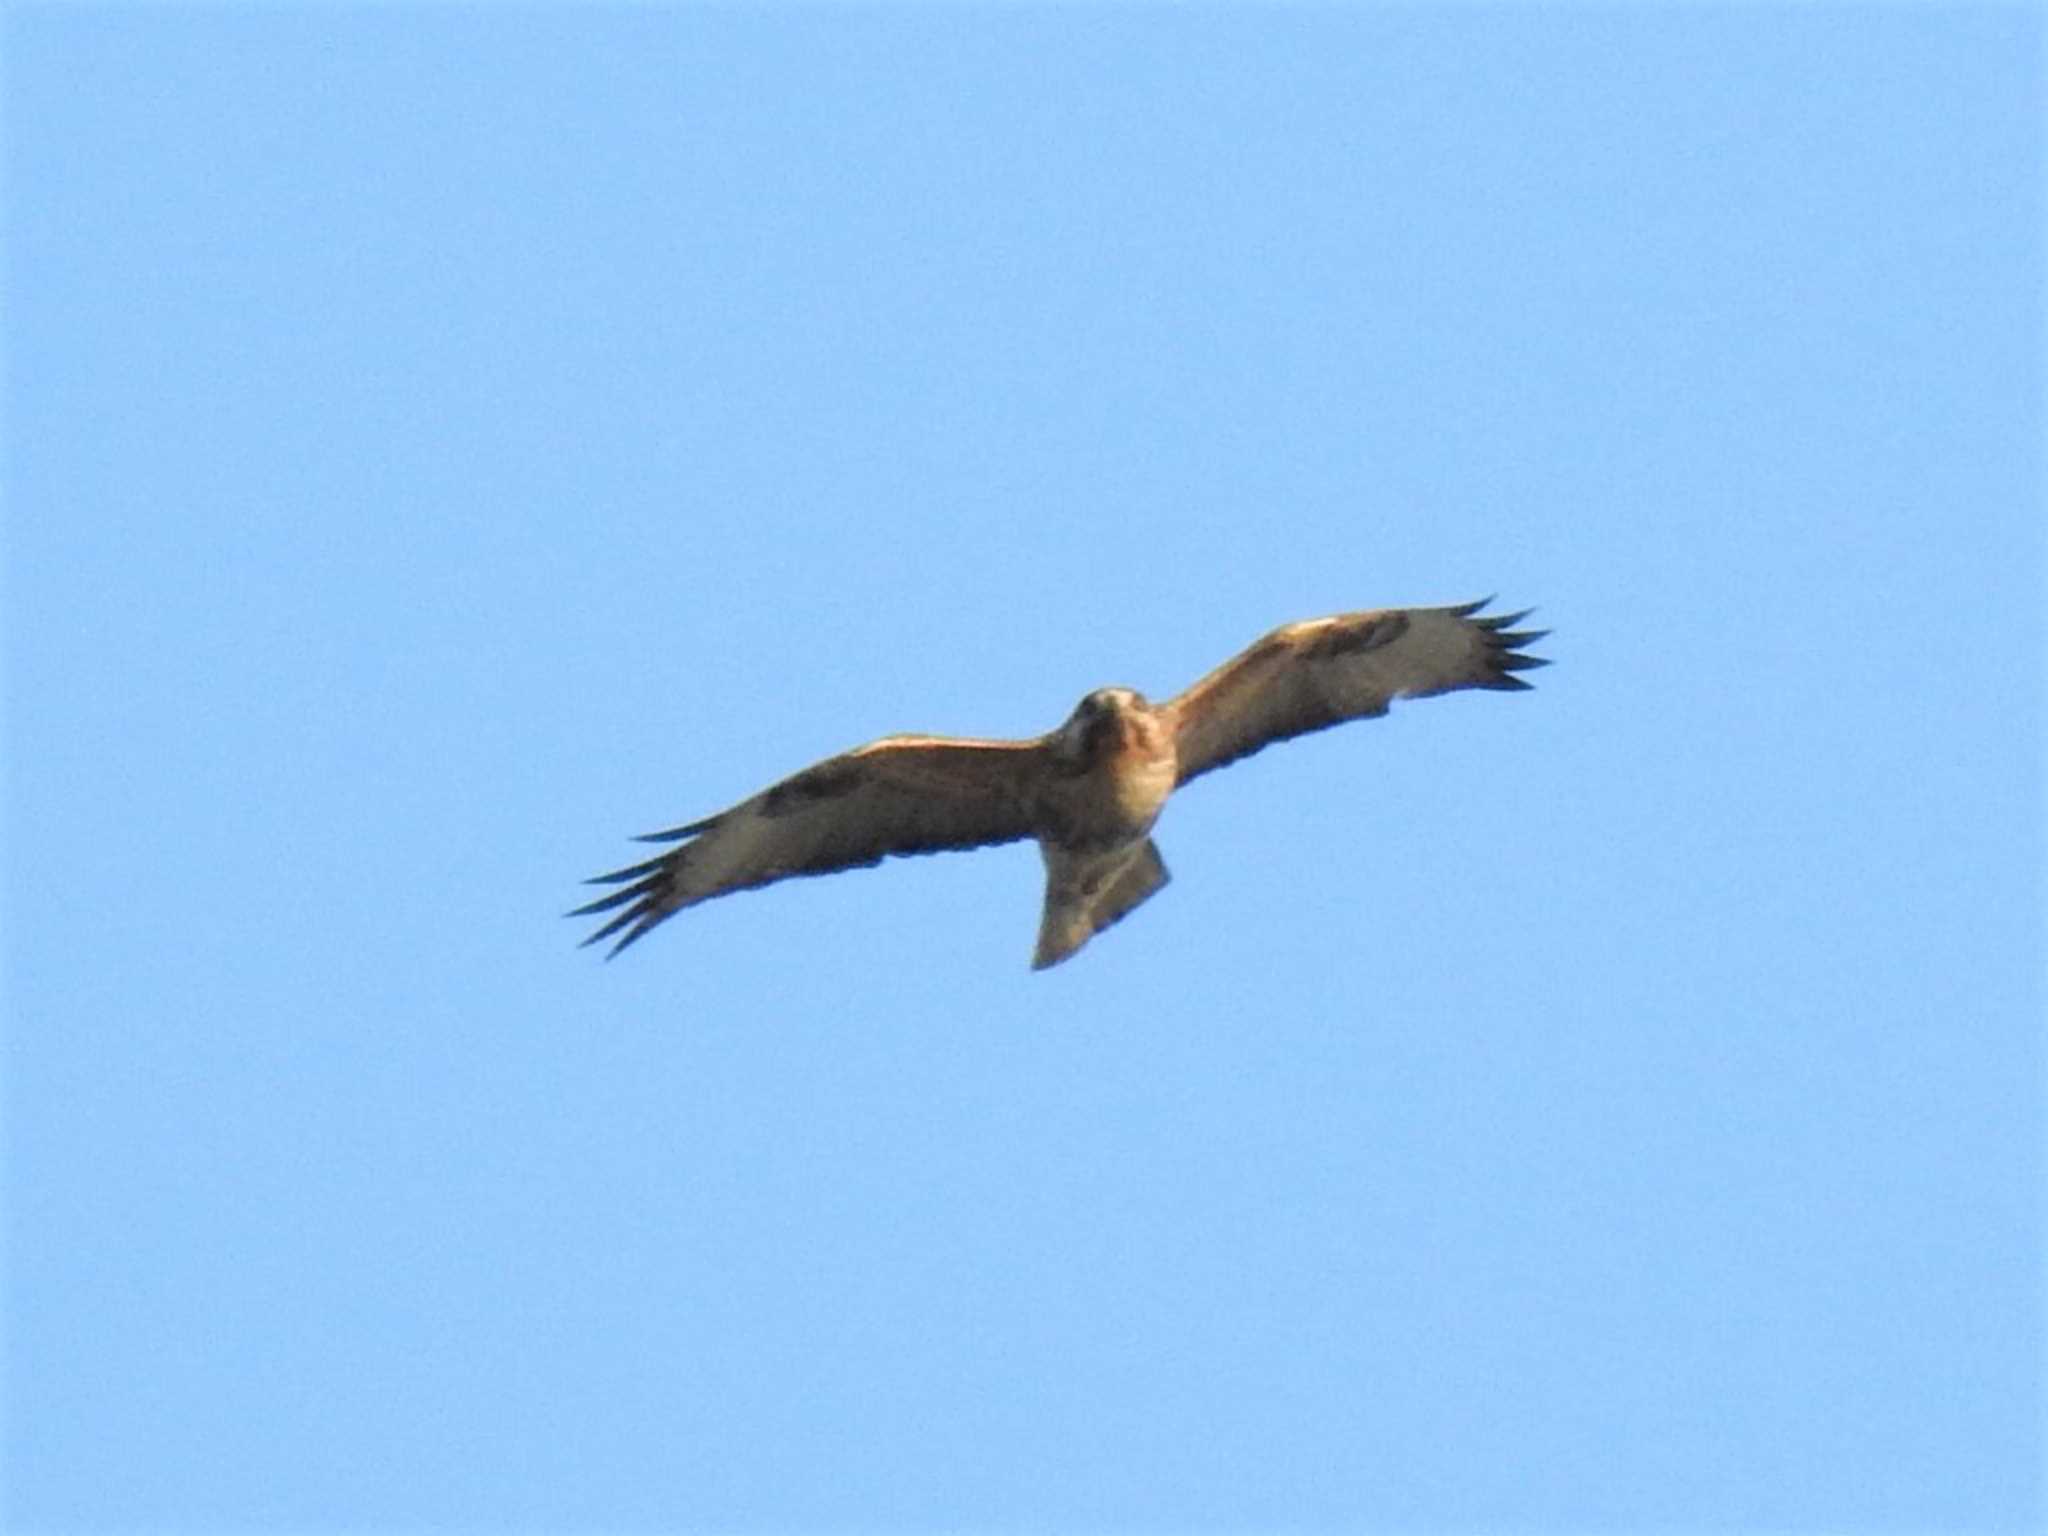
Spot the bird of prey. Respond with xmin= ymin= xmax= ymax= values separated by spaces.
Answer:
xmin=574 ymin=599 xmax=1548 ymax=970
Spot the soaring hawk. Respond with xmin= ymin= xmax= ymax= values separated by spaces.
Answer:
xmin=574 ymin=599 xmax=1548 ymax=969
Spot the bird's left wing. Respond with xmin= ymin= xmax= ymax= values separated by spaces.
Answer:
xmin=1164 ymin=599 xmax=1549 ymax=786
xmin=571 ymin=734 xmax=1048 ymax=958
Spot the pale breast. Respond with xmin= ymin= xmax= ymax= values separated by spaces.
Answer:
xmin=1104 ymin=735 xmax=1177 ymax=828
xmin=1047 ymin=714 xmax=1176 ymax=849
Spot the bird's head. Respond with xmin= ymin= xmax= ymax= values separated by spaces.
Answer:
xmin=1055 ymin=686 xmax=1151 ymax=765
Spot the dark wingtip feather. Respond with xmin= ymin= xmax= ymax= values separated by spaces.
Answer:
xmin=575 ymin=882 xmax=677 ymax=955
xmin=583 ymin=852 xmax=669 ymax=887
xmin=566 ymin=883 xmax=645 ymax=918
xmin=577 ymin=903 xmax=645 ymax=949
xmin=634 ymin=815 xmax=717 ymax=844
xmin=603 ymin=919 xmax=660 ymax=960
xmin=1466 ymin=596 xmax=1551 ymax=684
xmin=573 ymin=832 xmax=694 ymax=954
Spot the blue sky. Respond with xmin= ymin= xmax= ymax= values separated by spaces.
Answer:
xmin=6 ymin=5 xmax=2041 ymax=1530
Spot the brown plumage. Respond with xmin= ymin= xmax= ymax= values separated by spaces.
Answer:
xmin=573 ymin=598 xmax=1548 ymax=969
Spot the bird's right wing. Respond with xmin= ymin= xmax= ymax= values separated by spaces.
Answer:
xmin=571 ymin=734 xmax=1048 ymax=957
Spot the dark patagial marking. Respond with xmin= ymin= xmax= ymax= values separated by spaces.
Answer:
xmin=760 ymin=760 xmax=865 ymax=817
xmin=1306 ymin=611 xmax=1409 ymax=659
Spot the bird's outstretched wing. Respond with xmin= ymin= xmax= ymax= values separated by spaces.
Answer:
xmin=1163 ymin=599 xmax=1549 ymax=786
xmin=570 ymin=735 xmax=1047 ymax=958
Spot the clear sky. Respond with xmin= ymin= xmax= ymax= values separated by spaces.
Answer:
xmin=6 ymin=5 xmax=2042 ymax=1531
